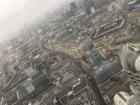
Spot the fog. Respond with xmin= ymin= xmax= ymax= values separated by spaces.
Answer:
xmin=0 ymin=0 xmax=73 ymax=43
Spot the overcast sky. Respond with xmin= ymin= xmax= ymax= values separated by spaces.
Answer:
xmin=0 ymin=0 xmax=72 ymax=43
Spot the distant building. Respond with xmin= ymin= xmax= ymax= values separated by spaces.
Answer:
xmin=107 ymin=0 xmax=126 ymax=13
xmin=70 ymin=2 xmax=78 ymax=11
xmin=73 ymin=0 xmax=95 ymax=14
xmin=92 ymin=0 xmax=114 ymax=9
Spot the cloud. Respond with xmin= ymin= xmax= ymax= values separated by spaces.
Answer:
xmin=0 ymin=0 xmax=73 ymax=43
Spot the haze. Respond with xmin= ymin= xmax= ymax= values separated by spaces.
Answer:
xmin=0 ymin=0 xmax=72 ymax=43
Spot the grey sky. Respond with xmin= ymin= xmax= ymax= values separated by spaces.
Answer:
xmin=0 ymin=0 xmax=72 ymax=43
